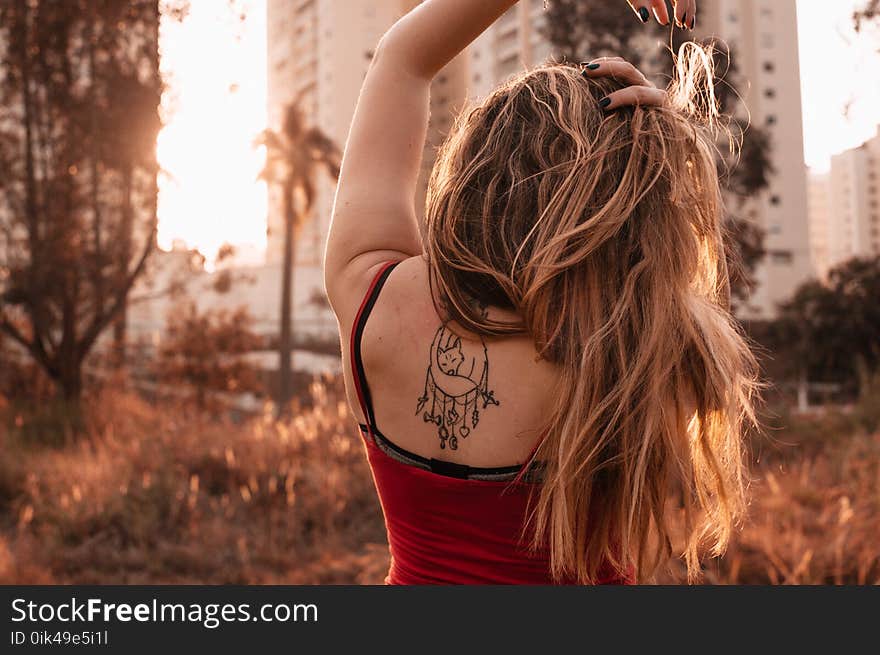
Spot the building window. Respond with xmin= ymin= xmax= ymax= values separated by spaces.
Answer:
xmin=770 ymin=195 xmax=781 ymax=206
xmin=496 ymin=53 xmax=520 ymax=78
xmin=769 ymin=250 xmax=793 ymax=265
xmin=764 ymin=88 xmax=776 ymax=98
xmin=763 ymin=61 xmax=775 ymax=73
xmin=496 ymin=28 xmax=518 ymax=51
xmin=766 ymin=115 xmax=777 ymax=125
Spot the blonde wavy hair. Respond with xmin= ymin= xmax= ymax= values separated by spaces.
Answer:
xmin=423 ymin=43 xmax=762 ymax=583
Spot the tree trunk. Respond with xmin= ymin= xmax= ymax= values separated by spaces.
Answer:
xmin=113 ymin=165 xmax=134 ymax=368
xmin=113 ymin=309 xmax=128 ymax=366
xmin=58 ymin=357 xmax=83 ymax=403
xmin=53 ymin=356 xmax=84 ymax=439
xmin=277 ymin=181 xmax=296 ymax=418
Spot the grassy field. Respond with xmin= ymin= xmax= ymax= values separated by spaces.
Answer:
xmin=1 ymin=378 xmax=878 ymax=584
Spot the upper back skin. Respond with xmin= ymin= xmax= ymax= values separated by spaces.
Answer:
xmin=342 ymin=255 xmax=562 ymax=468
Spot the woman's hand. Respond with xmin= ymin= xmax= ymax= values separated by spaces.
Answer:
xmin=626 ymin=0 xmax=696 ymax=29
xmin=581 ymin=57 xmax=667 ymax=111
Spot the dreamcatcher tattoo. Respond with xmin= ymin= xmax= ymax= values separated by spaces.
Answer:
xmin=415 ymin=324 xmax=500 ymax=450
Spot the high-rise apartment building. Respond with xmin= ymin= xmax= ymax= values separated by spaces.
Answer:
xmin=824 ymin=127 xmax=880 ymax=267
xmin=697 ymin=0 xmax=812 ymax=317
xmin=415 ymin=0 xmax=554 ymax=211
xmin=467 ymin=0 xmax=554 ymax=98
xmin=807 ymin=171 xmax=831 ymax=280
xmin=266 ymin=0 xmax=419 ymax=339
xmin=267 ymin=1 xmax=432 ymax=262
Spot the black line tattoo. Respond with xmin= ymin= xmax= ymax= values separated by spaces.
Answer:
xmin=415 ymin=320 xmax=499 ymax=451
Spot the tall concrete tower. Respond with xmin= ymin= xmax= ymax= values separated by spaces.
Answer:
xmin=698 ymin=0 xmax=813 ymax=317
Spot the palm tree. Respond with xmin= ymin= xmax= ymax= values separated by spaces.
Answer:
xmin=257 ymin=99 xmax=340 ymax=417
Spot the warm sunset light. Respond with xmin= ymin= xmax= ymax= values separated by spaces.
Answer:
xmin=157 ymin=0 xmax=267 ymax=265
xmin=3 ymin=0 xmax=879 ymax=602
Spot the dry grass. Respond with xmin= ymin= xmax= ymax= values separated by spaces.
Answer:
xmin=1 ymin=379 xmax=878 ymax=584
xmin=0 ymin=379 xmax=388 ymax=584
xmin=661 ymin=420 xmax=880 ymax=584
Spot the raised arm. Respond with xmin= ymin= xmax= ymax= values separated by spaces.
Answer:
xmin=323 ymin=0 xmax=695 ymax=328
xmin=323 ymin=0 xmax=519 ymax=327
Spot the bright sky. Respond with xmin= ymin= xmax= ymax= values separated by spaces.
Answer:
xmin=157 ymin=0 xmax=267 ymax=266
xmin=156 ymin=0 xmax=880 ymax=259
xmin=796 ymin=0 xmax=880 ymax=172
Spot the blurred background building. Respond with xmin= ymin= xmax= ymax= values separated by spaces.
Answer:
xmin=807 ymin=171 xmax=832 ymax=280
xmin=265 ymin=0 xmax=419 ymax=343
xmin=696 ymin=0 xmax=812 ymax=319
xmin=816 ymin=127 xmax=880 ymax=274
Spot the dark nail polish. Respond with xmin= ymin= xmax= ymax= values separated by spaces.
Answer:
xmin=599 ymin=97 xmax=611 ymax=108
xmin=690 ymin=16 xmax=696 ymax=29
xmin=680 ymin=12 xmax=686 ymax=28
xmin=586 ymin=63 xmax=600 ymax=70
xmin=638 ymin=7 xmax=650 ymax=22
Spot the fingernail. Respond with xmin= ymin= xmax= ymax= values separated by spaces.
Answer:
xmin=599 ymin=97 xmax=611 ymax=109
xmin=586 ymin=63 xmax=600 ymax=70
xmin=690 ymin=16 xmax=696 ymax=29
xmin=638 ymin=7 xmax=649 ymax=22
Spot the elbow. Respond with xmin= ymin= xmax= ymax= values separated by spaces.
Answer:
xmin=371 ymin=31 xmax=402 ymax=68
xmin=371 ymin=31 xmax=432 ymax=81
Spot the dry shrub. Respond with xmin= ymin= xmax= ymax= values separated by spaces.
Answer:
xmin=0 ymin=379 xmax=387 ymax=584
xmin=659 ymin=402 xmax=880 ymax=584
xmin=1 ymin=377 xmax=878 ymax=584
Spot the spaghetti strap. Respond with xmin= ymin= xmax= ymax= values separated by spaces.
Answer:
xmin=349 ymin=261 xmax=400 ymax=433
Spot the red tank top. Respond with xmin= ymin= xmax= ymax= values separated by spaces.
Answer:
xmin=350 ymin=261 xmax=631 ymax=585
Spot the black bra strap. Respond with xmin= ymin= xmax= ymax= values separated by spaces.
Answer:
xmin=352 ymin=261 xmax=399 ymax=430
xmin=350 ymin=260 xmax=542 ymax=483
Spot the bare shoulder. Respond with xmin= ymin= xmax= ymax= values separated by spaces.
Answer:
xmin=359 ymin=256 xmax=562 ymax=465
xmin=359 ymin=255 xmax=437 ymax=367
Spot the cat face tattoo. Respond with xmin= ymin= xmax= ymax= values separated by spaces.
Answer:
xmin=415 ymin=324 xmax=499 ymax=450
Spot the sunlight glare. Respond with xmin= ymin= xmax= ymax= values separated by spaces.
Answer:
xmin=157 ymin=0 xmax=267 ymax=266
